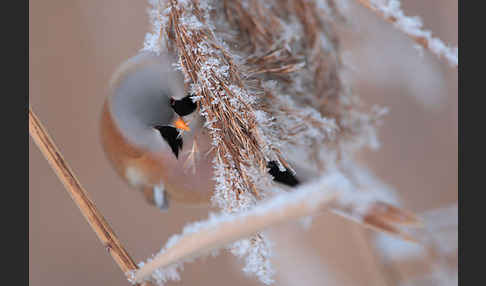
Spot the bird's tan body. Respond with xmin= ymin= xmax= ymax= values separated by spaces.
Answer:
xmin=100 ymin=59 xmax=216 ymax=207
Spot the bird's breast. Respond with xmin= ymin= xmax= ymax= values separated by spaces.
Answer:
xmin=101 ymin=100 xmax=215 ymax=205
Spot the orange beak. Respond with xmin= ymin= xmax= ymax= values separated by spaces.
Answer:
xmin=173 ymin=117 xmax=190 ymax=131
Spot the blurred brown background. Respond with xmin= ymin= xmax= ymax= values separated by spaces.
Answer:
xmin=29 ymin=1 xmax=457 ymax=285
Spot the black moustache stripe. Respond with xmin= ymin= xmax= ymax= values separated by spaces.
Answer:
xmin=170 ymin=94 xmax=198 ymax=117
xmin=155 ymin=125 xmax=183 ymax=159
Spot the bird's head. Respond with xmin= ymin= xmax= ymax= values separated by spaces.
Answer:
xmin=107 ymin=52 xmax=198 ymax=159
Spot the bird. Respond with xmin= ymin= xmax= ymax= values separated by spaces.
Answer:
xmin=100 ymin=52 xmax=299 ymax=211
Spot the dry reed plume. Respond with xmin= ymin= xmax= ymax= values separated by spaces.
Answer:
xmin=136 ymin=0 xmax=439 ymax=284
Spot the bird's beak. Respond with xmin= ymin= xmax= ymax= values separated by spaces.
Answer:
xmin=173 ymin=117 xmax=191 ymax=131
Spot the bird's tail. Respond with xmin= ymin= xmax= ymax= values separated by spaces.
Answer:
xmin=290 ymin=161 xmax=422 ymax=242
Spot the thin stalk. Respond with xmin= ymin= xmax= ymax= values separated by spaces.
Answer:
xmin=355 ymin=0 xmax=458 ymax=67
xmin=29 ymin=107 xmax=151 ymax=286
xmin=134 ymin=191 xmax=339 ymax=283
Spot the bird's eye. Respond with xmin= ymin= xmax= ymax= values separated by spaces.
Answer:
xmin=169 ymin=94 xmax=198 ymax=116
xmin=267 ymin=161 xmax=300 ymax=187
xmin=154 ymin=126 xmax=183 ymax=158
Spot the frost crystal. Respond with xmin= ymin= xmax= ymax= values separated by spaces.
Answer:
xmin=135 ymin=169 xmax=401 ymax=285
xmin=369 ymin=0 xmax=458 ymax=67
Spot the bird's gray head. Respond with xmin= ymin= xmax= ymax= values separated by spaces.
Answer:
xmin=108 ymin=52 xmax=189 ymax=156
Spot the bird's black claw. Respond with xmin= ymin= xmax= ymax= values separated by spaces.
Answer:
xmin=267 ymin=161 xmax=300 ymax=187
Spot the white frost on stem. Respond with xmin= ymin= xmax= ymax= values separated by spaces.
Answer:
xmin=362 ymin=0 xmax=458 ymax=67
xmin=130 ymin=172 xmax=342 ymax=285
xmin=131 ymin=169 xmax=402 ymax=285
